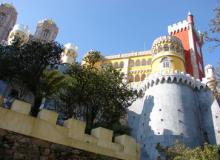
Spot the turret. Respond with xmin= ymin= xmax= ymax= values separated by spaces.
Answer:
xmin=168 ymin=12 xmax=204 ymax=80
xmin=204 ymin=64 xmax=217 ymax=92
xmin=187 ymin=11 xmax=194 ymax=25
xmin=151 ymin=35 xmax=185 ymax=74
xmin=34 ymin=19 xmax=58 ymax=42
xmin=61 ymin=43 xmax=78 ymax=64
xmin=7 ymin=24 xmax=30 ymax=45
xmin=0 ymin=3 xmax=17 ymax=42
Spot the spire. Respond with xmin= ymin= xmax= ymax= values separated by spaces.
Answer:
xmin=188 ymin=11 xmax=192 ymax=16
xmin=187 ymin=11 xmax=194 ymax=25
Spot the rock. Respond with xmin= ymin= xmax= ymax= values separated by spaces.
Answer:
xmin=13 ymin=153 xmax=25 ymax=160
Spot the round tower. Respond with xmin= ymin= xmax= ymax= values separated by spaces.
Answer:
xmin=7 ymin=24 xmax=30 ymax=45
xmin=34 ymin=19 xmax=58 ymax=42
xmin=151 ymin=35 xmax=185 ymax=74
xmin=61 ymin=43 xmax=78 ymax=64
xmin=0 ymin=3 xmax=17 ymax=42
xmin=134 ymin=35 xmax=204 ymax=160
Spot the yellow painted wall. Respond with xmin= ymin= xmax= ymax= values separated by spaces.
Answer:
xmin=152 ymin=53 xmax=185 ymax=73
xmin=103 ymin=54 xmax=153 ymax=83
xmin=0 ymin=100 xmax=140 ymax=160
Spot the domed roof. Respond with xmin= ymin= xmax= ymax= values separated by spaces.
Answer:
xmin=152 ymin=35 xmax=183 ymax=49
xmin=12 ymin=24 xmax=30 ymax=36
xmin=64 ymin=43 xmax=78 ymax=51
xmin=1 ymin=3 xmax=16 ymax=10
xmin=38 ymin=19 xmax=57 ymax=26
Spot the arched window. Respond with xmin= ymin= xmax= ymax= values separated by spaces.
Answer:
xmin=43 ymin=29 xmax=50 ymax=39
xmin=128 ymin=75 xmax=134 ymax=82
xmin=161 ymin=57 xmax=171 ymax=68
xmin=119 ymin=61 xmax=124 ymax=68
xmin=135 ymin=74 xmax=140 ymax=82
xmin=164 ymin=44 xmax=169 ymax=51
xmin=129 ymin=60 xmax=134 ymax=67
xmin=135 ymin=59 xmax=140 ymax=66
xmin=157 ymin=45 xmax=162 ymax=53
xmin=142 ymin=59 xmax=146 ymax=66
xmin=141 ymin=74 xmax=146 ymax=81
xmin=175 ymin=46 xmax=180 ymax=53
xmin=114 ymin=62 xmax=119 ymax=68
xmin=146 ymin=59 xmax=152 ymax=65
xmin=170 ymin=44 xmax=175 ymax=52
xmin=0 ymin=13 xmax=6 ymax=24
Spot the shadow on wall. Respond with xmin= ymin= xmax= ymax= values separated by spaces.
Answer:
xmin=197 ymin=88 xmax=217 ymax=144
xmin=136 ymin=92 xmax=207 ymax=160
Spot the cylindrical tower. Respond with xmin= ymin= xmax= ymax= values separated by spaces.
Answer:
xmin=135 ymin=35 xmax=204 ymax=160
xmin=204 ymin=64 xmax=217 ymax=92
xmin=7 ymin=24 xmax=30 ymax=45
xmin=0 ymin=3 xmax=17 ymax=42
xmin=61 ymin=43 xmax=78 ymax=64
xmin=34 ymin=19 xmax=58 ymax=42
xmin=137 ymin=73 xmax=204 ymax=160
xmin=151 ymin=35 xmax=185 ymax=74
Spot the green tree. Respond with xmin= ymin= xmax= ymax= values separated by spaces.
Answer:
xmin=206 ymin=7 xmax=220 ymax=48
xmin=0 ymin=39 xmax=64 ymax=114
xmin=156 ymin=142 xmax=220 ymax=160
xmin=57 ymin=51 xmax=141 ymax=134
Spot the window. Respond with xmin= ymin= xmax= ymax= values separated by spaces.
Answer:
xmin=141 ymin=74 xmax=146 ymax=81
xmin=142 ymin=59 xmax=146 ymax=66
xmin=114 ymin=62 xmax=119 ymax=68
xmin=135 ymin=75 xmax=140 ymax=82
xmin=147 ymin=59 xmax=152 ymax=65
xmin=0 ymin=13 xmax=6 ymax=24
xmin=43 ymin=29 xmax=50 ymax=39
xmin=119 ymin=61 xmax=124 ymax=68
xmin=164 ymin=44 xmax=169 ymax=51
xmin=128 ymin=75 xmax=134 ymax=82
xmin=129 ymin=60 xmax=134 ymax=67
xmin=176 ymin=46 xmax=181 ymax=53
xmin=170 ymin=44 xmax=175 ymax=51
xmin=158 ymin=46 xmax=162 ymax=53
xmin=135 ymin=60 xmax=140 ymax=66
xmin=161 ymin=57 xmax=171 ymax=68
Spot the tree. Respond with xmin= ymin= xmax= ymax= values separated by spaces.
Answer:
xmin=57 ymin=51 xmax=141 ymax=134
xmin=0 ymin=39 xmax=64 ymax=114
xmin=156 ymin=142 xmax=220 ymax=160
xmin=206 ymin=7 xmax=220 ymax=49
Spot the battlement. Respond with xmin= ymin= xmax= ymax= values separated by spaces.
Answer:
xmin=143 ymin=70 xmax=206 ymax=90
xmin=105 ymin=50 xmax=151 ymax=60
xmin=0 ymin=100 xmax=140 ymax=160
xmin=168 ymin=20 xmax=188 ymax=35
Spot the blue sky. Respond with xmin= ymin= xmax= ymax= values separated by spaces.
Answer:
xmin=2 ymin=0 xmax=220 ymax=66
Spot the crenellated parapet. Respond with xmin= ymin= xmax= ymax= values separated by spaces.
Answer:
xmin=0 ymin=100 xmax=140 ymax=160
xmin=168 ymin=20 xmax=188 ymax=35
xmin=151 ymin=35 xmax=184 ymax=59
xmin=143 ymin=70 xmax=206 ymax=90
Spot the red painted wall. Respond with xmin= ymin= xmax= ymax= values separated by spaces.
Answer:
xmin=171 ymin=28 xmax=194 ymax=76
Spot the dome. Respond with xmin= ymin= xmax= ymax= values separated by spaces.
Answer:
xmin=151 ymin=35 xmax=184 ymax=57
xmin=37 ymin=19 xmax=57 ymax=27
xmin=64 ymin=43 xmax=78 ymax=51
xmin=151 ymin=35 xmax=186 ymax=74
xmin=12 ymin=24 xmax=30 ymax=36
xmin=0 ymin=3 xmax=17 ymax=14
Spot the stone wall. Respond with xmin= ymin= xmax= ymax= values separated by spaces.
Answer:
xmin=0 ymin=128 xmax=118 ymax=160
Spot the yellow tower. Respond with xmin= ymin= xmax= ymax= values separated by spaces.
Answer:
xmin=151 ymin=35 xmax=185 ymax=74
